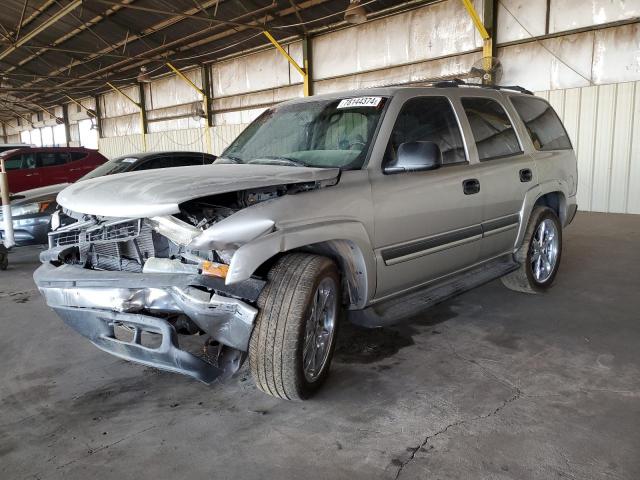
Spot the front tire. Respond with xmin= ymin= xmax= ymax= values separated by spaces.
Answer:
xmin=501 ymin=206 xmax=562 ymax=293
xmin=249 ymin=253 xmax=340 ymax=400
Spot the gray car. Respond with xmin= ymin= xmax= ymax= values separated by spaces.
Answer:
xmin=34 ymin=85 xmax=578 ymax=400
xmin=1 ymin=151 xmax=217 ymax=245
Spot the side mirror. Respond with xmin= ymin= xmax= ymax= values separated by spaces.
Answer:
xmin=384 ymin=141 xmax=442 ymax=174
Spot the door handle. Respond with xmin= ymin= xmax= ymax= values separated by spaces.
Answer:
xmin=462 ymin=178 xmax=480 ymax=195
xmin=519 ymin=168 xmax=533 ymax=182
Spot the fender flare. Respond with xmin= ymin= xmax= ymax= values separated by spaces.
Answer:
xmin=515 ymin=180 xmax=570 ymax=249
xmin=226 ymin=221 xmax=376 ymax=309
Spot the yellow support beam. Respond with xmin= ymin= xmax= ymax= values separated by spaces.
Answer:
xmin=107 ymin=81 xmax=147 ymax=151
xmin=167 ymin=63 xmax=203 ymax=95
xmin=263 ymin=31 xmax=311 ymax=96
xmin=460 ymin=0 xmax=490 ymax=39
xmin=33 ymin=102 xmax=64 ymax=124
xmin=166 ymin=62 xmax=213 ymax=154
xmin=64 ymin=94 xmax=93 ymax=116
xmin=460 ymin=0 xmax=494 ymax=80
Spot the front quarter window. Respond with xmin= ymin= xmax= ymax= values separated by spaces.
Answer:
xmin=219 ymin=96 xmax=387 ymax=169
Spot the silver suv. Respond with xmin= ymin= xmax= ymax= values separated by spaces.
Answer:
xmin=35 ymin=85 xmax=578 ymax=400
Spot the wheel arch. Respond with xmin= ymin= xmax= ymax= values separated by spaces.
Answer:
xmin=534 ymin=191 xmax=567 ymax=225
xmin=226 ymin=221 xmax=377 ymax=309
xmin=515 ymin=181 xmax=570 ymax=250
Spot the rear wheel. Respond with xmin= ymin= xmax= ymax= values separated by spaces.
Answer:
xmin=501 ymin=206 xmax=562 ymax=293
xmin=249 ymin=253 xmax=340 ymax=400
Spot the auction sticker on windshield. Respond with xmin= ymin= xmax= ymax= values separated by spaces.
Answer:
xmin=337 ymin=97 xmax=382 ymax=109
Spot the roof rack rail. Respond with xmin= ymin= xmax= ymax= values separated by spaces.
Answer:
xmin=433 ymin=79 xmax=533 ymax=95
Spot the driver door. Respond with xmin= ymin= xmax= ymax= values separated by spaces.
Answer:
xmin=370 ymin=96 xmax=484 ymax=298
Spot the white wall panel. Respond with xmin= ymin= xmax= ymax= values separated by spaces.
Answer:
xmin=591 ymin=84 xmax=616 ymax=211
xmin=147 ymin=69 xmax=202 ymax=110
xmin=211 ymin=124 xmax=247 ymax=155
xmin=629 ymin=83 xmax=640 ymax=214
xmin=313 ymin=0 xmax=482 ymax=81
xmin=146 ymin=128 xmax=208 ymax=152
xmin=549 ymin=0 xmax=640 ymax=34
xmin=102 ymin=114 xmax=140 ymax=137
xmin=314 ymin=52 xmax=481 ymax=94
xmin=101 ymin=86 xmax=140 ymax=118
xmin=497 ymin=0 xmax=546 ymax=43
xmin=212 ymin=41 xmax=301 ymax=97
xmin=499 ymin=32 xmax=595 ymax=92
xmin=98 ymin=134 xmax=145 ymax=159
xmin=537 ymin=81 xmax=640 ymax=214
xmin=592 ymin=23 xmax=640 ymax=85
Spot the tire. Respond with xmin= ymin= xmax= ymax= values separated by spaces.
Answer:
xmin=501 ymin=206 xmax=562 ymax=294
xmin=0 ymin=245 xmax=7 ymax=271
xmin=249 ymin=253 xmax=341 ymax=400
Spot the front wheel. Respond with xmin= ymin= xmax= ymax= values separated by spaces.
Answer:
xmin=501 ymin=206 xmax=562 ymax=293
xmin=249 ymin=253 xmax=340 ymax=400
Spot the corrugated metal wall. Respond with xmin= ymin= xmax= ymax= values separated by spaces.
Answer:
xmin=98 ymin=124 xmax=248 ymax=159
xmin=538 ymin=81 xmax=640 ymax=214
xmin=86 ymin=0 xmax=640 ymax=214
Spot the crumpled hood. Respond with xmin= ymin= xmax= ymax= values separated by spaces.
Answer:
xmin=57 ymin=163 xmax=339 ymax=218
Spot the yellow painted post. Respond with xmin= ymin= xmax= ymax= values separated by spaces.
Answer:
xmin=166 ymin=62 xmax=213 ymax=154
xmin=106 ymin=82 xmax=147 ymax=151
xmin=459 ymin=0 xmax=494 ymax=83
xmin=263 ymin=31 xmax=310 ymax=96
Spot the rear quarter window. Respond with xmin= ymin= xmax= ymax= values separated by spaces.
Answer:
xmin=510 ymin=96 xmax=572 ymax=151
xmin=461 ymin=97 xmax=522 ymax=160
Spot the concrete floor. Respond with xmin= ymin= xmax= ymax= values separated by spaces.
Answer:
xmin=1 ymin=212 xmax=639 ymax=480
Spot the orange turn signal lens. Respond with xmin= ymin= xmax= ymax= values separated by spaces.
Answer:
xmin=38 ymin=202 xmax=51 ymax=213
xmin=200 ymin=261 xmax=229 ymax=279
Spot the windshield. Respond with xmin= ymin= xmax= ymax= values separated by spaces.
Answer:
xmin=218 ymin=96 xmax=387 ymax=169
xmin=79 ymin=156 xmax=138 ymax=181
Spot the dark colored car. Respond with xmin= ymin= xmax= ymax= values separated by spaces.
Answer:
xmin=1 ymin=147 xmax=108 ymax=193
xmin=1 ymin=151 xmax=217 ymax=246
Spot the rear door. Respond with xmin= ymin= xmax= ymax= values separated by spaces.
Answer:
xmin=5 ymin=151 xmax=40 ymax=192
xmin=36 ymin=151 xmax=71 ymax=186
xmin=370 ymin=95 xmax=484 ymax=298
xmin=67 ymin=150 xmax=95 ymax=179
xmin=458 ymin=95 xmax=537 ymax=260
xmin=508 ymin=95 xmax=577 ymax=204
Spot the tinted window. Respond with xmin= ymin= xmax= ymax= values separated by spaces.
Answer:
xmin=135 ymin=156 xmax=210 ymax=170
xmin=166 ymin=156 xmax=208 ymax=167
xmin=78 ymin=156 xmax=137 ymax=181
xmin=4 ymin=155 xmax=24 ymax=170
xmin=510 ymin=96 xmax=572 ymax=151
xmin=37 ymin=152 xmax=67 ymax=167
xmin=5 ymin=153 xmax=37 ymax=170
xmin=70 ymin=151 xmax=88 ymax=161
xmin=461 ymin=98 xmax=521 ymax=160
xmin=385 ymin=97 xmax=466 ymax=166
xmin=135 ymin=157 xmax=165 ymax=170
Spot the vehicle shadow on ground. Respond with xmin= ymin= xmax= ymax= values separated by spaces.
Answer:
xmin=334 ymin=302 xmax=460 ymax=365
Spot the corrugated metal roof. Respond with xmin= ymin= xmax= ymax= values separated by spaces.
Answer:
xmin=0 ymin=0 xmax=434 ymax=120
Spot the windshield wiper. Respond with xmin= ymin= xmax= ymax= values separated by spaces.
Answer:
xmin=247 ymin=156 xmax=309 ymax=167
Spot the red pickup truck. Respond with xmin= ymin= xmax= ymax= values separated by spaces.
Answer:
xmin=1 ymin=147 xmax=108 ymax=193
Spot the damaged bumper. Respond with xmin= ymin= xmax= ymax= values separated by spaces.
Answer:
xmin=34 ymin=262 xmax=265 ymax=383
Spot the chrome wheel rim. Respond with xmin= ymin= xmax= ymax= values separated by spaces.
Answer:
xmin=530 ymin=218 xmax=559 ymax=283
xmin=303 ymin=276 xmax=338 ymax=382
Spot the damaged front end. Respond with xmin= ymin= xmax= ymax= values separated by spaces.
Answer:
xmin=35 ymin=179 xmax=334 ymax=383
